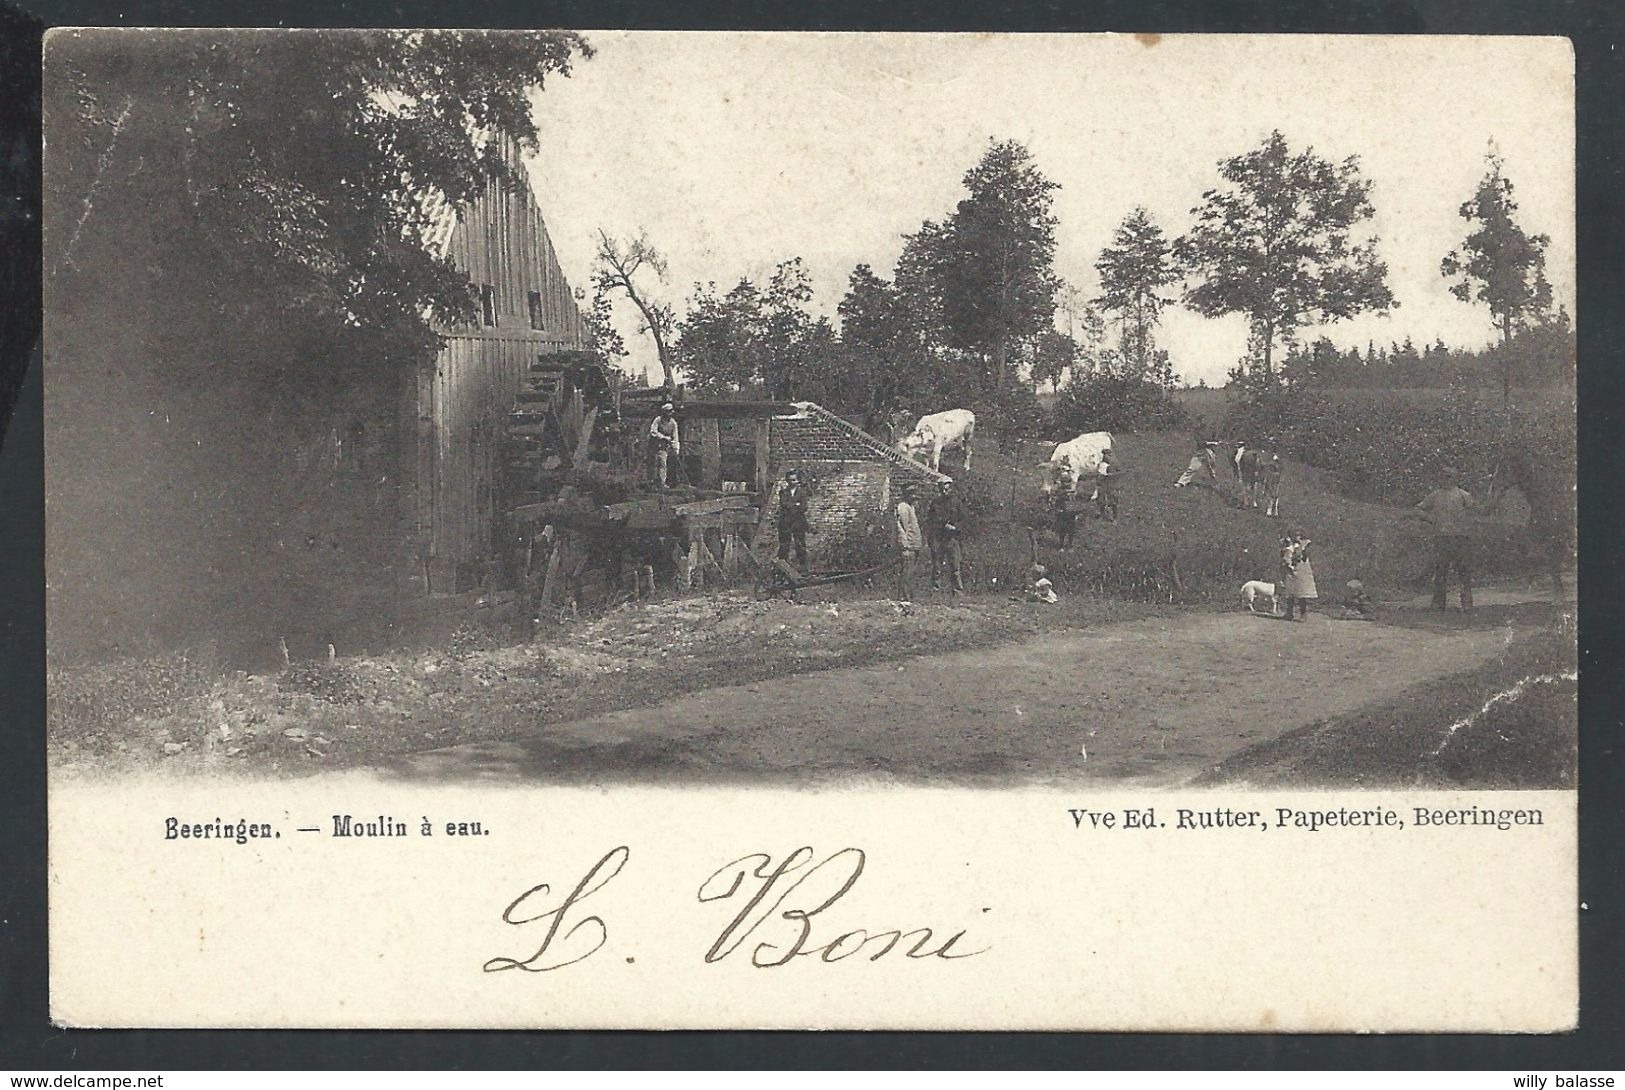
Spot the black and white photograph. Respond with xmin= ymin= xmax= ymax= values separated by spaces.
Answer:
xmin=38 ymin=29 xmax=1581 ymax=1031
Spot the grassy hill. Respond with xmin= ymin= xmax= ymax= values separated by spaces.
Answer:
xmin=935 ymin=430 xmax=1535 ymax=604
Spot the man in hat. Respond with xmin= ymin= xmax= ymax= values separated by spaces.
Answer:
xmin=1094 ymin=447 xmax=1120 ymax=521
xmin=776 ymin=468 xmax=812 ymax=571
xmin=929 ymin=478 xmax=967 ymax=595
xmin=648 ymin=402 xmax=680 ymax=489
xmin=1415 ymin=465 xmax=1477 ymax=611
xmin=894 ymin=483 xmax=925 ymax=602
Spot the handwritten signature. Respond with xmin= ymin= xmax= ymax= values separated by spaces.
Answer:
xmin=483 ymin=846 xmax=987 ymax=972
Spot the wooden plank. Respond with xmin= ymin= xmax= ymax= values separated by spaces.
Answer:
xmin=681 ymin=508 xmax=760 ymax=532
xmin=673 ymin=494 xmax=754 ymax=517
xmin=539 ymin=530 xmax=570 ymax=608
xmin=721 ymin=532 xmax=743 ymax=576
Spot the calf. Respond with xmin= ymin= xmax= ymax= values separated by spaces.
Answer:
xmin=1042 ymin=431 xmax=1114 ymax=496
xmin=1236 ymin=446 xmax=1264 ymax=509
xmin=898 ymin=408 xmax=976 ymax=472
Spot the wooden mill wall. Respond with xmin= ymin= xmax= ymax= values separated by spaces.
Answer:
xmin=407 ymin=156 xmax=587 ymax=594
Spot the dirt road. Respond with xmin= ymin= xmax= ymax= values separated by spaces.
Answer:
xmin=392 ymin=594 xmax=1543 ymax=788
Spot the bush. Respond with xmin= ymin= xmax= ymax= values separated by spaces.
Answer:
xmin=1053 ymin=376 xmax=1191 ymax=435
xmin=1223 ymin=386 xmax=1575 ymax=507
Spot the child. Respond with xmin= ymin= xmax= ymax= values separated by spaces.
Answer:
xmin=1277 ymin=532 xmax=1318 ymax=621
xmin=1052 ymin=461 xmax=1079 ymax=549
xmin=1024 ymin=563 xmax=1059 ymax=604
xmin=1334 ymin=579 xmax=1376 ymax=621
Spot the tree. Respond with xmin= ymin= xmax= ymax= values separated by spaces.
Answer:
xmin=1030 ymin=330 xmax=1078 ymax=394
xmin=1094 ymin=207 xmax=1180 ymax=381
xmin=577 ymin=284 xmax=628 ymax=369
xmin=49 ymin=29 xmax=593 ymax=386
xmin=1176 ymin=130 xmax=1396 ymax=384
xmin=1441 ymin=151 xmax=1553 ymax=403
xmin=674 ymin=278 xmax=764 ymax=395
xmin=673 ymin=258 xmax=833 ymax=401
xmin=833 ymin=263 xmax=923 ymax=427
xmin=759 ymin=258 xmax=819 ymax=399
xmin=44 ymin=29 xmax=594 ymax=655
xmin=925 ymin=140 xmax=1061 ymax=396
xmin=593 ymin=229 xmax=677 ymax=388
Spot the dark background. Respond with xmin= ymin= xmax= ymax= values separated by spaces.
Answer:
xmin=3 ymin=0 xmax=1622 ymax=1070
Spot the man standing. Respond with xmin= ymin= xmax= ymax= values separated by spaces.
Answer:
xmin=929 ymin=478 xmax=966 ymax=595
xmin=776 ymin=468 xmax=812 ymax=571
xmin=1260 ymin=439 xmax=1283 ymax=518
xmin=1417 ymin=467 xmax=1477 ymax=611
xmin=1095 ymin=447 xmax=1120 ymax=522
xmin=648 ymin=402 xmax=680 ymax=489
xmin=894 ymin=485 xmax=924 ymax=603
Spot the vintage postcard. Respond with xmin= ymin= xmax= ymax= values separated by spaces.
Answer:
xmin=43 ymin=30 xmax=1577 ymax=1030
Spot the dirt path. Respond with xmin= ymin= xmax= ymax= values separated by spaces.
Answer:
xmin=389 ymin=596 xmax=1538 ymax=788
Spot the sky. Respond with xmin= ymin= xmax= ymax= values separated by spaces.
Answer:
xmin=521 ymin=32 xmax=1575 ymax=387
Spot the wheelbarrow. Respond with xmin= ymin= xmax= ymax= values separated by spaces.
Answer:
xmin=751 ymin=553 xmax=898 ymax=601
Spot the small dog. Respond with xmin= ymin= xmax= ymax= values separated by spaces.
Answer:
xmin=1241 ymin=580 xmax=1279 ymax=616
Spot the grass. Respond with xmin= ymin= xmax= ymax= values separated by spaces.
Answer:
xmin=943 ymin=430 xmax=1520 ymax=604
xmin=1199 ymin=607 xmax=1577 ymax=789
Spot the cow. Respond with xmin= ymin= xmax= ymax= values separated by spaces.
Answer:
xmin=1041 ymin=431 xmax=1114 ymax=496
xmin=898 ymin=409 xmax=976 ymax=472
xmin=1236 ymin=443 xmax=1267 ymax=509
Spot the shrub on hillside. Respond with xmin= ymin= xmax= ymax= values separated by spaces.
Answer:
xmin=1053 ymin=375 xmax=1191 ymax=435
xmin=1224 ymin=386 xmax=1574 ymax=506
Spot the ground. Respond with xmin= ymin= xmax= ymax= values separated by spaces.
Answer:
xmin=50 ymin=584 xmax=1575 ymax=789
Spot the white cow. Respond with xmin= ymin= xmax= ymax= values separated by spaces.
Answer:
xmin=898 ymin=409 xmax=976 ymax=472
xmin=1042 ymin=431 xmax=1114 ymax=495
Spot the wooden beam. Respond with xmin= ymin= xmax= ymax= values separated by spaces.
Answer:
xmin=698 ymin=417 xmax=721 ymax=489
xmin=673 ymin=495 xmax=754 ymax=517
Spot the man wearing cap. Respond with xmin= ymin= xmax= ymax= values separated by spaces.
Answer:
xmin=929 ymin=478 xmax=966 ymax=595
xmin=1416 ymin=466 xmax=1477 ymax=611
xmin=1094 ymin=447 xmax=1120 ymax=522
xmin=648 ymin=402 xmax=680 ymax=489
xmin=776 ymin=468 xmax=812 ymax=571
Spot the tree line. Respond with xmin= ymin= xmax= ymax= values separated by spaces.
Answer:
xmin=48 ymin=31 xmax=1566 ymax=428
xmin=595 ymin=130 xmax=1568 ymax=429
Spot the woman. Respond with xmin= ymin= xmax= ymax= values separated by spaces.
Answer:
xmin=1278 ymin=531 xmax=1318 ymax=621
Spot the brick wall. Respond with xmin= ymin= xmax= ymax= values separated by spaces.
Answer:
xmin=757 ymin=407 xmax=947 ymax=567
xmin=757 ymin=460 xmax=891 ymax=566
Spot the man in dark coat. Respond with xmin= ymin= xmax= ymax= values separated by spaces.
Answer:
xmin=929 ymin=479 xmax=967 ymax=595
xmin=1416 ymin=466 xmax=1477 ymax=611
xmin=776 ymin=468 xmax=812 ymax=570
